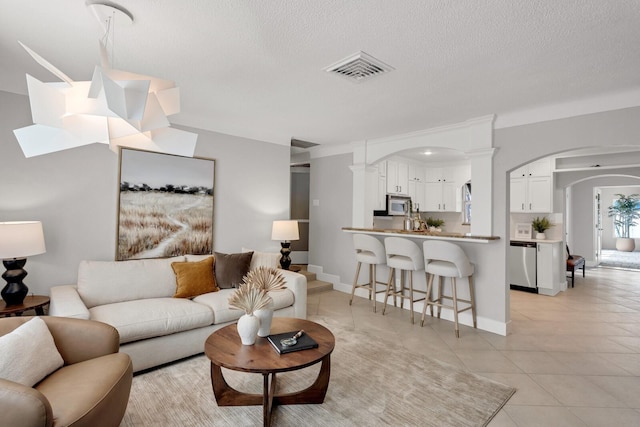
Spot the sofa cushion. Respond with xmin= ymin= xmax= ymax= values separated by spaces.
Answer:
xmin=77 ymin=257 xmax=185 ymax=308
xmin=89 ymin=298 xmax=214 ymax=344
xmin=242 ymin=248 xmax=282 ymax=270
xmin=214 ymin=251 xmax=253 ymax=289
xmin=171 ymin=256 xmax=218 ymax=298
xmin=0 ymin=317 xmax=64 ymax=386
xmin=193 ymin=288 xmax=294 ymax=325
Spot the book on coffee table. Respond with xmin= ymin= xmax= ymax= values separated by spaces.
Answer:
xmin=267 ymin=330 xmax=319 ymax=354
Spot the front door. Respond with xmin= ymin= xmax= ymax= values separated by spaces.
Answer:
xmin=595 ymin=189 xmax=602 ymax=266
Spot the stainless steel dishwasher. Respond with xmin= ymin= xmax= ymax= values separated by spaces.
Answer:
xmin=509 ymin=241 xmax=537 ymax=292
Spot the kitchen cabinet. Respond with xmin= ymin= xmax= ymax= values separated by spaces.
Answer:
xmin=408 ymin=180 xmax=426 ymax=212
xmin=423 ymin=165 xmax=467 ymax=212
xmin=423 ymin=181 xmax=460 ymax=212
xmin=425 ymin=167 xmax=455 ymax=183
xmin=386 ymin=160 xmax=409 ymax=195
xmin=510 ymin=158 xmax=552 ymax=213
xmin=536 ymin=241 xmax=563 ymax=296
xmin=408 ymin=164 xmax=425 ymax=182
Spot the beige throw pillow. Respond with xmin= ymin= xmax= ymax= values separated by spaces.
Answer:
xmin=241 ymin=248 xmax=282 ymax=270
xmin=0 ymin=317 xmax=64 ymax=387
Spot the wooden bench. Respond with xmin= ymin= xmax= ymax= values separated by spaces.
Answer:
xmin=566 ymin=245 xmax=585 ymax=288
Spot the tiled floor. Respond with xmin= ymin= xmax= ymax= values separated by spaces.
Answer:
xmin=307 ymin=267 xmax=640 ymax=426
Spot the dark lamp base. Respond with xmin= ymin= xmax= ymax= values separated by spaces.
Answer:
xmin=279 ymin=242 xmax=292 ymax=270
xmin=2 ymin=258 xmax=29 ymax=306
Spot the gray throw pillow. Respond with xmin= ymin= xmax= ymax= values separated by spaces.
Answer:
xmin=214 ymin=251 xmax=253 ymax=288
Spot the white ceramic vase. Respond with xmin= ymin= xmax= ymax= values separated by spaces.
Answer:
xmin=254 ymin=304 xmax=274 ymax=338
xmin=536 ymin=232 xmax=546 ymax=240
xmin=237 ymin=313 xmax=260 ymax=345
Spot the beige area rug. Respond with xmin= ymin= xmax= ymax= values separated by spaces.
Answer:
xmin=121 ymin=319 xmax=515 ymax=426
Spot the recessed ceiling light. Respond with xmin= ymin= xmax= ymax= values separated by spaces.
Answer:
xmin=423 ymin=151 xmax=432 ymax=156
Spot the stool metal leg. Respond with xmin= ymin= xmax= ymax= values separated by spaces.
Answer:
xmin=410 ymin=271 xmax=416 ymax=324
xmin=349 ymin=261 xmax=362 ymax=306
xmin=468 ymin=275 xmax=477 ymax=329
xmin=451 ymin=277 xmax=460 ymax=338
xmin=382 ymin=268 xmax=395 ymax=315
xmin=436 ymin=276 xmax=444 ymax=319
xmin=371 ymin=264 xmax=376 ymax=312
xmin=421 ymin=272 xmax=435 ymax=327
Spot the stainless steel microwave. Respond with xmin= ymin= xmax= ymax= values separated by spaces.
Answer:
xmin=386 ymin=195 xmax=411 ymax=216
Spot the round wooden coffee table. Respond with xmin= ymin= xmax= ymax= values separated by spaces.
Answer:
xmin=205 ymin=317 xmax=335 ymax=427
xmin=0 ymin=295 xmax=50 ymax=317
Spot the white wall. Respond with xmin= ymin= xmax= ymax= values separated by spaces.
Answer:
xmin=309 ymin=153 xmax=354 ymax=283
xmin=0 ymin=90 xmax=290 ymax=295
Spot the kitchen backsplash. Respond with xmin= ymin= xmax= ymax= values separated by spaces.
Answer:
xmin=510 ymin=212 xmax=563 ymax=240
xmin=372 ymin=211 xmax=469 ymax=234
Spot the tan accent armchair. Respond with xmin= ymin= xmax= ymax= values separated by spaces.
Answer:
xmin=0 ymin=316 xmax=133 ymax=427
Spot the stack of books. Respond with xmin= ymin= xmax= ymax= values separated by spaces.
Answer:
xmin=267 ymin=331 xmax=319 ymax=354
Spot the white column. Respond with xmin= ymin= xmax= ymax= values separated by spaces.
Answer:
xmin=467 ymin=148 xmax=497 ymax=236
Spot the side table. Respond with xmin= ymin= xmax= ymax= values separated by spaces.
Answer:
xmin=0 ymin=295 xmax=50 ymax=317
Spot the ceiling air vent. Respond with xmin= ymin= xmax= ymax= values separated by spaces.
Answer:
xmin=324 ymin=51 xmax=394 ymax=83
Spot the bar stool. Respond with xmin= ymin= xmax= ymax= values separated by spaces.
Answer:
xmin=421 ymin=240 xmax=476 ymax=338
xmin=382 ymin=237 xmax=426 ymax=323
xmin=350 ymin=234 xmax=387 ymax=312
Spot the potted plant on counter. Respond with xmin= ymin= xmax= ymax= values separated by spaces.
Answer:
xmin=607 ymin=193 xmax=640 ymax=252
xmin=425 ymin=216 xmax=445 ymax=232
xmin=531 ymin=216 xmax=552 ymax=240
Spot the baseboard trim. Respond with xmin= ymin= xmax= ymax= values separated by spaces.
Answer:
xmin=323 ymin=273 xmax=508 ymax=336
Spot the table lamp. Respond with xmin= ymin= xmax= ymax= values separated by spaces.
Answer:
xmin=271 ymin=220 xmax=299 ymax=270
xmin=0 ymin=221 xmax=46 ymax=305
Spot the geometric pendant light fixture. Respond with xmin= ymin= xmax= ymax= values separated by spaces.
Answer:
xmin=12 ymin=4 xmax=197 ymax=158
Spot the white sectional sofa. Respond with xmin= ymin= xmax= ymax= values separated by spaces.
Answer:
xmin=49 ymin=255 xmax=307 ymax=372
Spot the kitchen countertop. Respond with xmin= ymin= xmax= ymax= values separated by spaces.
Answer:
xmin=342 ymin=227 xmax=500 ymax=243
xmin=510 ymin=238 xmax=563 ymax=244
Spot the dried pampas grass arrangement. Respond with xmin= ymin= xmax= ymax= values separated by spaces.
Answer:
xmin=228 ymin=285 xmax=271 ymax=315
xmin=242 ymin=266 xmax=287 ymax=292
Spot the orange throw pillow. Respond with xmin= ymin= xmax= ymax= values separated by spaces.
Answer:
xmin=171 ymin=256 xmax=218 ymax=298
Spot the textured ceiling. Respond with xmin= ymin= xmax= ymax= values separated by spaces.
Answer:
xmin=1 ymin=0 xmax=640 ymax=147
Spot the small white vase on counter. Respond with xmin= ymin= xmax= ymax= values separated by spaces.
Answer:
xmin=254 ymin=301 xmax=274 ymax=337
xmin=237 ymin=313 xmax=260 ymax=345
xmin=535 ymin=232 xmax=546 ymax=240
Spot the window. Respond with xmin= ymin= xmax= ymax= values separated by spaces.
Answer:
xmin=463 ymin=182 xmax=471 ymax=224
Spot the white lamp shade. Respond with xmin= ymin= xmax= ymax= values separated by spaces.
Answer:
xmin=0 ymin=221 xmax=46 ymax=259
xmin=271 ymin=220 xmax=299 ymax=241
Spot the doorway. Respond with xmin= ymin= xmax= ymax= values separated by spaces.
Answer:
xmin=290 ymin=164 xmax=309 ymax=265
xmin=595 ymin=185 xmax=640 ymax=270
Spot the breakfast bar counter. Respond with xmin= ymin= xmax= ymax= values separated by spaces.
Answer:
xmin=342 ymin=227 xmax=507 ymax=335
xmin=342 ymin=227 xmax=500 ymax=243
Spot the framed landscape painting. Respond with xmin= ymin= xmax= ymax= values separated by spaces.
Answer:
xmin=116 ymin=148 xmax=215 ymax=260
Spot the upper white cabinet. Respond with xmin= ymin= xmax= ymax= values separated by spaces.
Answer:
xmin=408 ymin=164 xmax=425 ymax=182
xmin=425 ymin=167 xmax=454 ymax=183
xmin=386 ymin=160 xmax=409 ymax=195
xmin=422 ymin=165 xmax=468 ymax=212
xmin=510 ymin=158 xmax=552 ymax=213
xmin=408 ymin=180 xmax=426 ymax=212
xmin=422 ymin=182 xmax=460 ymax=212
